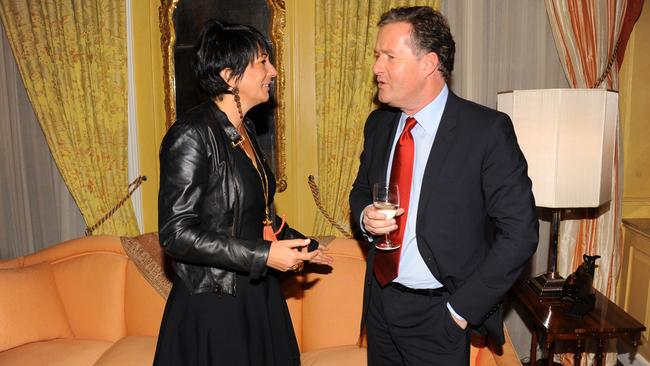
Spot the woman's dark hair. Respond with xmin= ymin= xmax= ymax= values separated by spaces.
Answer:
xmin=193 ymin=20 xmax=271 ymax=99
xmin=378 ymin=6 xmax=455 ymax=82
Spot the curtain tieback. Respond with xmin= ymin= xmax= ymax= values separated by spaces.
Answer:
xmin=85 ymin=175 xmax=147 ymax=235
xmin=308 ymin=175 xmax=352 ymax=238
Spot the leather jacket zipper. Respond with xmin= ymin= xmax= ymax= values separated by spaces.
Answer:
xmin=232 ymin=177 xmax=240 ymax=238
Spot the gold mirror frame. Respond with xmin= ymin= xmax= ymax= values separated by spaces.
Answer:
xmin=159 ymin=0 xmax=288 ymax=192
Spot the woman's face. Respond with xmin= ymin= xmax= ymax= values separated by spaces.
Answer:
xmin=237 ymin=51 xmax=277 ymax=108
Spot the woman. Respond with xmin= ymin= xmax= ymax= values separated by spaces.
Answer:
xmin=153 ymin=20 xmax=332 ymax=366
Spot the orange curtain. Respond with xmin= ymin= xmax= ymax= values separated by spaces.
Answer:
xmin=544 ymin=1 xmax=643 ymax=364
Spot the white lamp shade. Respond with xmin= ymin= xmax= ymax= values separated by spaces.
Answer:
xmin=497 ymin=89 xmax=617 ymax=208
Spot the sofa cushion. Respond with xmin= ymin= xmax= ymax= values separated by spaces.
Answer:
xmin=0 ymin=262 xmax=73 ymax=352
xmin=301 ymin=345 xmax=367 ymax=366
xmin=120 ymin=233 xmax=169 ymax=336
xmin=124 ymin=262 xmax=166 ymax=336
xmin=52 ymin=252 xmax=128 ymax=341
xmin=94 ymin=336 xmax=157 ymax=366
xmin=301 ymin=239 xmax=366 ymax=351
xmin=282 ymin=275 xmax=304 ymax=348
xmin=0 ymin=338 xmax=111 ymax=366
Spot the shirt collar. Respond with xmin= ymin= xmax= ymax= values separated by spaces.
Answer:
xmin=402 ymin=84 xmax=449 ymax=136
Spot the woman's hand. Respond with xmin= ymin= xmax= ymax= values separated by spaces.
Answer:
xmin=267 ymin=238 xmax=331 ymax=272
xmin=308 ymin=244 xmax=333 ymax=266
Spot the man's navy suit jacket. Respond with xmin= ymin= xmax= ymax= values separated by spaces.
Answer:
xmin=349 ymin=91 xmax=539 ymax=344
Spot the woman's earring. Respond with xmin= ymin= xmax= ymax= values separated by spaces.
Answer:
xmin=232 ymin=87 xmax=243 ymax=121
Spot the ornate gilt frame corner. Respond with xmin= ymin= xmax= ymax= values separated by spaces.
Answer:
xmin=268 ymin=0 xmax=288 ymax=192
xmin=159 ymin=0 xmax=179 ymax=131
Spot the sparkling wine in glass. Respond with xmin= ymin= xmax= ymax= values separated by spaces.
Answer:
xmin=372 ymin=183 xmax=400 ymax=250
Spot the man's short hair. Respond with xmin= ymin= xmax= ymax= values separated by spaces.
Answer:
xmin=378 ymin=6 xmax=455 ymax=82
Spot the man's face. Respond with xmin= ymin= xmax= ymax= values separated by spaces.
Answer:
xmin=373 ymin=22 xmax=430 ymax=114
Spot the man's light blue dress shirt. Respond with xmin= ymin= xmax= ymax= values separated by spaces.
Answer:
xmin=387 ymin=85 xmax=447 ymax=290
xmin=369 ymin=85 xmax=464 ymax=321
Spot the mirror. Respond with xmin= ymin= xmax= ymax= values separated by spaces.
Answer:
xmin=160 ymin=0 xmax=287 ymax=191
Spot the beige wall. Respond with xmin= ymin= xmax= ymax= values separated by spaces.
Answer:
xmin=274 ymin=0 xmax=320 ymax=235
xmin=131 ymin=1 xmax=166 ymax=233
xmin=620 ymin=1 xmax=650 ymax=219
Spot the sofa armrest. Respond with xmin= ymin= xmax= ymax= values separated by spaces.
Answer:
xmin=473 ymin=326 xmax=522 ymax=366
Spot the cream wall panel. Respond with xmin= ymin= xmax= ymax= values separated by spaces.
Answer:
xmin=274 ymin=0 xmax=319 ymax=235
xmin=130 ymin=1 xmax=167 ymax=233
xmin=628 ymin=248 xmax=649 ymax=340
xmin=619 ymin=221 xmax=650 ymax=360
xmin=620 ymin=2 xmax=650 ymax=219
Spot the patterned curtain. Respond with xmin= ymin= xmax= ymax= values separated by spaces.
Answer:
xmin=0 ymin=24 xmax=85 ymax=257
xmin=544 ymin=1 xmax=643 ymax=364
xmin=0 ymin=1 xmax=139 ymax=236
xmin=313 ymin=0 xmax=440 ymax=236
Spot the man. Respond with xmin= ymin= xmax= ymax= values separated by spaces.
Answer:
xmin=349 ymin=6 xmax=539 ymax=366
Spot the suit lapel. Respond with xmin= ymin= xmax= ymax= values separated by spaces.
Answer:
xmin=416 ymin=92 xmax=459 ymax=224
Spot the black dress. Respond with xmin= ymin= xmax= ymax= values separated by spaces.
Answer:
xmin=153 ymin=141 xmax=300 ymax=366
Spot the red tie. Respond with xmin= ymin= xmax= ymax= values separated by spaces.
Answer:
xmin=374 ymin=117 xmax=417 ymax=286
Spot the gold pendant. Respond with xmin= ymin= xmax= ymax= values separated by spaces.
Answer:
xmin=263 ymin=216 xmax=272 ymax=225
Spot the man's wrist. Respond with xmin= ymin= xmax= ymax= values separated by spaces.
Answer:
xmin=360 ymin=204 xmax=374 ymax=240
xmin=446 ymin=302 xmax=467 ymax=329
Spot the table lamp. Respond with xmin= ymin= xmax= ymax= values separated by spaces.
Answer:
xmin=497 ymin=89 xmax=617 ymax=297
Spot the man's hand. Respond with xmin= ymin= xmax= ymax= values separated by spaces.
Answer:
xmin=362 ymin=204 xmax=405 ymax=236
xmin=450 ymin=312 xmax=467 ymax=330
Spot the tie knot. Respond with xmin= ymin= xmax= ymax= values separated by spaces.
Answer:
xmin=405 ymin=117 xmax=417 ymax=132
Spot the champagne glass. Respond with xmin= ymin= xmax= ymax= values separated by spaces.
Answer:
xmin=372 ymin=183 xmax=400 ymax=250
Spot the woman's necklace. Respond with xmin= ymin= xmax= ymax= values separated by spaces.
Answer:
xmin=237 ymin=125 xmax=285 ymax=241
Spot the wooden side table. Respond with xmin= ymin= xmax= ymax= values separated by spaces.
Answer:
xmin=511 ymin=282 xmax=646 ymax=366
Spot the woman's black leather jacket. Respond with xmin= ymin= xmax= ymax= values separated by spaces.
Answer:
xmin=158 ymin=101 xmax=303 ymax=296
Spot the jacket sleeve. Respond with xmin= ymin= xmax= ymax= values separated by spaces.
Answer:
xmin=448 ymin=113 xmax=538 ymax=326
xmin=349 ymin=112 xmax=379 ymax=241
xmin=270 ymin=213 xmax=305 ymax=240
xmin=158 ymin=123 xmax=270 ymax=279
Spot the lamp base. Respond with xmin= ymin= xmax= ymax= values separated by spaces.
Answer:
xmin=527 ymin=272 xmax=564 ymax=298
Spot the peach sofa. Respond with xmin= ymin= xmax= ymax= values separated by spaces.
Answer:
xmin=0 ymin=234 xmax=521 ymax=365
